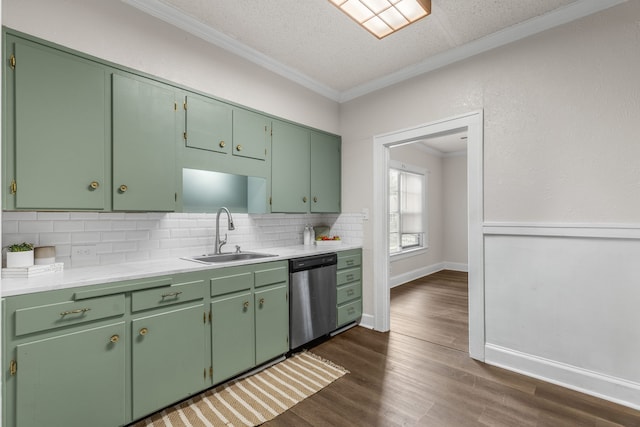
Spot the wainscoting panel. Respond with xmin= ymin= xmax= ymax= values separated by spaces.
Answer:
xmin=484 ymin=226 xmax=640 ymax=409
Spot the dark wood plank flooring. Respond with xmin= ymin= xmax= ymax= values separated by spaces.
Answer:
xmin=265 ymin=270 xmax=640 ymax=426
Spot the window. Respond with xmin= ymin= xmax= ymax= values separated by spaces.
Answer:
xmin=389 ymin=161 xmax=427 ymax=255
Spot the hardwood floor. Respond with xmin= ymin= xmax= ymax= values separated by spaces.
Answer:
xmin=265 ymin=270 xmax=640 ymax=426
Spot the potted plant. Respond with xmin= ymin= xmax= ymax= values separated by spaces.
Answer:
xmin=6 ymin=242 xmax=35 ymax=268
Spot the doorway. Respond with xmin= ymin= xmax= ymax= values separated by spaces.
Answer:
xmin=371 ymin=111 xmax=485 ymax=361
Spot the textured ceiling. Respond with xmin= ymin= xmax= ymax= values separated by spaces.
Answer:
xmin=125 ymin=0 xmax=625 ymax=102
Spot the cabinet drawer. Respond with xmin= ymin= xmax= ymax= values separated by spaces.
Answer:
xmin=15 ymin=294 xmax=125 ymax=336
xmin=337 ymin=299 xmax=362 ymax=327
xmin=337 ymin=281 xmax=362 ymax=305
xmin=132 ymin=280 xmax=204 ymax=312
xmin=254 ymin=264 xmax=287 ymax=288
xmin=337 ymin=267 xmax=361 ymax=286
xmin=211 ymin=272 xmax=253 ymax=297
xmin=337 ymin=253 xmax=361 ymax=270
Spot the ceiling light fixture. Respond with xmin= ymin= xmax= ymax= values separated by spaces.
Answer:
xmin=330 ymin=0 xmax=431 ymax=39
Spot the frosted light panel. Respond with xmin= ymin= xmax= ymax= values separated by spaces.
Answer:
xmin=330 ymin=0 xmax=431 ymax=39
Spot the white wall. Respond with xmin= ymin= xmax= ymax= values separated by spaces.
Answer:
xmin=388 ymin=145 xmax=443 ymax=283
xmin=442 ymin=155 xmax=468 ymax=266
xmin=1 ymin=0 xmax=340 ymax=133
xmin=340 ymin=0 xmax=640 ymax=408
xmin=387 ymin=146 xmax=469 ymax=285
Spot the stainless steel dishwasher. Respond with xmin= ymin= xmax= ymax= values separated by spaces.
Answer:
xmin=289 ymin=253 xmax=337 ymax=350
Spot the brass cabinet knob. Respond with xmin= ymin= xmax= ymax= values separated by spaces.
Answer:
xmin=303 ymin=196 xmax=308 ymax=203
xmin=139 ymin=328 xmax=148 ymax=336
xmin=89 ymin=181 xmax=100 ymax=190
xmin=110 ymin=335 xmax=120 ymax=343
xmin=119 ymin=185 xmax=128 ymax=193
xmin=259 ymin=298 xmax=265 ymax=306
xmin=243 ymin=301 xmax=249 ymax=309
xmin=219 ymin=141 xmax=226 ymax=148
xmin=236 ymin=144 xmax=243 ymax=151
xmin=313 ymin=196 xmax=318 ymax=203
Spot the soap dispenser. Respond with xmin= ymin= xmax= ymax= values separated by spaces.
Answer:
xmin=303 ymin=225 xmax=311 ymax=246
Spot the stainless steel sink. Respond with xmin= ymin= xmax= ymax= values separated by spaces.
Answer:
xmin=183 ymin=252 xmax=277 ymax=264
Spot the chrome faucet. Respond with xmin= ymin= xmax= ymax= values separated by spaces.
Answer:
xmin=215 ymin=207 xmax=235 ymax=254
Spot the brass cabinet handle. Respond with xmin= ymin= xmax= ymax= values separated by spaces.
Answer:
xmin=313 ymin=196 xmax=318 ymax=203
xmin=89 ymin=181 xmax=100 ymax=190
xmin=303 ymin=196 xmax=308 ymax=203
xmin=161 ymin=291 xmax=182 ymax=298
xmin=259 ymin=298 xmax=265 ymax=306
xmin=110 ymin=335 xmax=120 ymax=343
xmin=219 ymin=141 xmax=226 ymax=148
xmin=139 ymin=328 xmax=148 ymax=336
xmin=119 ymin=184 xmax=128 ymax=193
xmin=243 ymin=301 xmax=249 ymax=309
xmin=236 ymin=144 xmax=243 ymax=151
xmin=60 ymin=308 xmax=91 ymax=316
xmin=347 ymin=289 xmax=354 ymax=296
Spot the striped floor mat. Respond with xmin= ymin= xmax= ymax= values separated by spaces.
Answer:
xmin=132 ymin=351 xmax=349 ymax=427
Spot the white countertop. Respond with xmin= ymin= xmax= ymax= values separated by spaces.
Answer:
xmin=0 ymin=244 xmax=360 ymax=297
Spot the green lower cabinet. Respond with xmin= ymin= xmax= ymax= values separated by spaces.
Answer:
xmin=211 ymin=291 xmax=255 ymax=384
xmin=255 ymin=284 xmax=289 ymax=365
xmin=15 ymin=322 xmax=126 ymax=427
xmin=336 ymin=249 xmax=363 ymax=328
xmin=132 ymin=304 xmax=206 ymax=420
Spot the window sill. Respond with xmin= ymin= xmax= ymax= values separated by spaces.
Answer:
xmin=390 ymin=246 xmax=428 ymax=261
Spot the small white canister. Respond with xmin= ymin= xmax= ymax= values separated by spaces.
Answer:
xmin=34 ymin=246 xmax=56 ymax=265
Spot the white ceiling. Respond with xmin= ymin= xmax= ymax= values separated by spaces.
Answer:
xmin=124 ymin=0 xmax=625 ymax=102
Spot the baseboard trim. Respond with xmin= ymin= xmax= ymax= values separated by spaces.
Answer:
xmin=358 ymin=313 xmax=375 ymax=330
xmin=485 ymin=344 xmax=640 ymax=410
xmin=390 ymin=262 xmax=469 ymax=288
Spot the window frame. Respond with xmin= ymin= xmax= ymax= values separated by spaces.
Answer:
xmin=388 ymin=160 xmax=428 ymax=258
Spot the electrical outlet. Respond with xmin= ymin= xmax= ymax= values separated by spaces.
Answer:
xmin=71 ymin=245 xmax=97 ymax=260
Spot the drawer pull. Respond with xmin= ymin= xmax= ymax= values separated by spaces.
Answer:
xmin=347 ymin=307 xmax=355 ymax=315
xmin=110 ymin=334 xmax=120 ymax=343
xmin=60 ymin=308 xmax=91 ymax=316
xmin=346 ymin=274 xmax=354 ymax=281
xmin=139 ymin=328 xmax=148 ymax=336
xmin=161 ymin=291 xmax=183 ymax=299
xmin=347 ymin=289 xmax=354 ymax=296
xmin=346 ymin=260 xmax=354 ymax=265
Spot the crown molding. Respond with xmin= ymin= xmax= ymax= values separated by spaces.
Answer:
xmin=122 ymin=0 xmax=341 ymax=101
xmin=123 ymin=0 xmax=626 ymax=104
xmin=339 ymin=0 xmax=627 ymax=102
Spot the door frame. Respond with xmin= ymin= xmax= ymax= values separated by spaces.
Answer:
xmin=372 ymin=110 xmax=485 ymax=360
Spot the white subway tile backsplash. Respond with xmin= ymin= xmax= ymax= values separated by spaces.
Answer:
xmin=2 ymin=211 xmax=362 ymax=268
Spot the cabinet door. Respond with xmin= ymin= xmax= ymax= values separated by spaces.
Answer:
xmin=211 ymin=291 xmax=255 ymax=384
xmin=12 ymin=40 xmax=107 ymax=210
xmin=15 ymin=323 xmax=125 ymax=427
xmin=232 ymin=108 xmax=269 ymax=161
xmin=255 ymin=284 xmax=289 ymax=365
xmin=310 ymin=132 xmax=341 ymax=213
xmin=184 ymin=94 xmax=232 ymax=154
xmin=112 ymin=73 xmax=176 ymax=211
xmin=271 ymin=120 xmax=310 ymax=213
xmin=132 ymin=304 xmax=206 ymax=420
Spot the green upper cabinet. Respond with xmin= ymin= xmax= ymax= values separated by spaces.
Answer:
xmin=183 ymin=93 xmax=232 ymax=155
xmin=310 ymin=131 xmax=341 ymax=213
xmin=271 ymin=120 xmax=341 ymax=213
xmin=6 ymin=38 xmax=108 ymax=210
xmin=271 ymin=120 xmax=311 ymax=213
xmin=233 ymin=108 xmax=269 ymax=161
xmin=112 ymin=73 xmax=177 ymax=211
